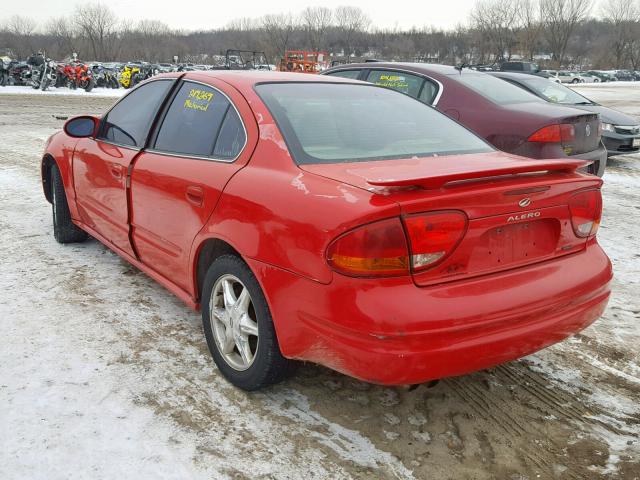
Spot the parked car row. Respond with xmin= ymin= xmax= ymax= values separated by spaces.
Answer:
xmin=490 ymin=72 xmax=640 ymax=157
xmin=477 ymin=61 xmax=640 ymax=83
xmin=43 ymin=70 xmax=613 ymax=390
xmin=323 ymin=62 xmax=633 ymax=175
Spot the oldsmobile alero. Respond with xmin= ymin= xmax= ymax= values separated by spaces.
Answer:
xmin=41 ymin=71 xmax=613 ymax=390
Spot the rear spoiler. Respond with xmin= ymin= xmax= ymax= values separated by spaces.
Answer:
xmin=366 ymin=158 xmax=589 ymax=189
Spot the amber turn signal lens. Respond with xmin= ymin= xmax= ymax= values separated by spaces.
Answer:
xmin=327 ymin=217 xmax=410 ymax=277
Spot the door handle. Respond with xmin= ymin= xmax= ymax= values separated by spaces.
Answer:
xmin=185 ymin=185 xmax=204 ymax=207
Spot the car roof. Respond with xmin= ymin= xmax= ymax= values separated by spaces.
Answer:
xmin=326 ymin=62 xmax=462 ymax=76
xmin=180 ymin=70 xmax=364 ymax=90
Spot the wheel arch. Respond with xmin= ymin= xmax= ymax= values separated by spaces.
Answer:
xmin=193 ymin=237 xmax=243 ymax=302
xmin=41 ymin=154 xmax=57 ymax=204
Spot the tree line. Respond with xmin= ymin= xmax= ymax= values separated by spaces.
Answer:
xmin=1 ymin=0 xmax=639 ymax=69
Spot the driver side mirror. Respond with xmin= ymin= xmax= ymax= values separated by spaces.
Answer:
xmin=64 ymin=115 xmax=99 ymax=138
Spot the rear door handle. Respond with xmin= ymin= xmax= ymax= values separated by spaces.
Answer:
xmin=185 ymin=185 xmax=204 ymax=207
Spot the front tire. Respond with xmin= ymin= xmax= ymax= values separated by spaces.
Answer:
xmin=51 ymin=164 xmax=88 ymax=244
xmin=201 ymin=255 xmax=296 ymax=390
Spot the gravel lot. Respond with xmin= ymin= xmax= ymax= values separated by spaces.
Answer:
xmin=1 ymin=84 xmax=639 ymax=480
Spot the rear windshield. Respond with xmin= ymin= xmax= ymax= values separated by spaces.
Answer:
xmin=455 ymin=72 xmax=541 ymax=105
xmin=255 ymin=83 xmax=493 ymax=164
xmin=517 ymin=77 xmax=593 ymax=105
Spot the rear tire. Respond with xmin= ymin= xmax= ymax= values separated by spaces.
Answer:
xmin=201 ymin=255 xmax=296 ymax=390
xmin=51 ymin=164 xmax=88 ymax=244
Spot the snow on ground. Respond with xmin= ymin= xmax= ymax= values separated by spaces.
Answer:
xmin=0 ymin=86 xmax=639 ymax=480
xmin=573 ymin=81 xmax=640 ymax=88
xmin=0 ymin=85 xmax=125 ymax=98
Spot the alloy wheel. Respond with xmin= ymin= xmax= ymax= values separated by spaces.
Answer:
xmin=210 ymin=274 xmax=259 ymax=371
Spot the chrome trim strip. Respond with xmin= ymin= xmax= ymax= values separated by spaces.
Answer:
xmin=144 ymin=149 xmax=236 ymax=163
xmin=95 ymin=139 xmax=141 ymax=152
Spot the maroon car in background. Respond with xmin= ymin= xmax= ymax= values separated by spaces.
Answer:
xmin=322 ymin=63 xmax=607 ymax=176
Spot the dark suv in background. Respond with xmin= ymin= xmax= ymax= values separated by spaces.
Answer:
xmin=500 ymin=61 xmax=555 ymax=80
xmin=322 ymin=62 xmax=607 ymax=176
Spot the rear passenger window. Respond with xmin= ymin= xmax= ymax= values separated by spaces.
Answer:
xmin=154 ymin=82 xmax=241 ymax=158
xmin=366 ymin=70 xmax=424 ymax=98
xmin=326 ymin=70 xmax=361 ymax=80
xmin=99 ymin=80 xmax=173 ymax=148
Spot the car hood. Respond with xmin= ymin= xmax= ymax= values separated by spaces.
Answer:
xmin=568 ymin=104 xmax=639 ymax=126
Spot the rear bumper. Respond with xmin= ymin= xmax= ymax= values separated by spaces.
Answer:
xmin=570 ymin=143 xmax=607 ymax=177
xmin=249 ymin=240 xmax=612 ymax=385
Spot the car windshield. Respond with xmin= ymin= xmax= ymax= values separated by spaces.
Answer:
xmin=256 ymin=83 xmax=493 ymax=164
xmin=454 ymin=72 xmax=540 ymax=105
xmin=518 ymin=77 xmax=594 ymax=105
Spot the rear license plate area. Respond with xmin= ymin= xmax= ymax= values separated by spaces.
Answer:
xmin=470 ymin=219 xmax=560 ymax=268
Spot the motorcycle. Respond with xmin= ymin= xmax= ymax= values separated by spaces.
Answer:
xmin=22 ymin=58 xmax=57 ymax=91
xmin=62 ymin=62 xmax=95 ymax=92
xmin=0 ymin=58 xmax=10 ymax=86
xmin=8 ymin=62 xmax=30 ymax=85
xmin=75 ymin=63 xmax=95 ymax=92
xmin=92 ymin=64 xmax=119 ymax=89
xmin=118 ymin=63 xmax=141 ymax=89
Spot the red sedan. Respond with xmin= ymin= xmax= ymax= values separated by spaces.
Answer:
xmin=42 ymin=72 xmax=612 ymax=390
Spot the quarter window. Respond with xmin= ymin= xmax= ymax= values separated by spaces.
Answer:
xmin=366 ymin=70 xmax=424 ymax=98
xmin=213 ymin=108 xmax=245 ymax=159
xmin=99 ymin=80 xmax=173 ymax=148
xmin=418 ymin=80 xmax=439 ymax=104
xmin=155 ymin=81 xmax=243 ymax=158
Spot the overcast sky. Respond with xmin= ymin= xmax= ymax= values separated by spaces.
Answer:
xmin=3 ymin=0 xmax=478 ymax=31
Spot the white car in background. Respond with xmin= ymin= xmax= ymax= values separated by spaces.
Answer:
xmin=556 ymin=71 xmax=596 ymax=84
xmin=541 ymin=70 xmax=562 ymax=83
xmin=578 ymin=72 xmax=600 ymax=83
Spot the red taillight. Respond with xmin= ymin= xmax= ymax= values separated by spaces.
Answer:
xmin=568 ymin=189 xmax=602 ymax=238
xmin=327 ymin=218 xmax=409 ymax=277
xmin=403 ymin=211 xmax=467 ymax=271
xmin=528 ymin=124 xmax=575 ymax=144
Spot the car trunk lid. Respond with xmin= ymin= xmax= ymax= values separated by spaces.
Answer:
xmin=301 ymin=152 xmax=602 ymax=286
xmin=565 ymin=113 xmax=601 ymax=155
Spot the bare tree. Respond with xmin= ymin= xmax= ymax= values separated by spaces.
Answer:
xmin=334 ymin=6 xmax=370 ymax=58
xmin=261 ymin=13 xmax=297 ymax=61
xmin=540 ymin=0 xmax=593 ymax=65
xmin=601 ymin=0 xmax=640 ymax=67
xmin=300 ymin=7 xmax=332 ymax=51
xmin=45 ymin=17 xmax=76 ymax=58
xmin=6 ymin=15 xmax=37 ymax=36
xmin=74 ymin=2 xmax=119 ymax=60
xmin=517 ymin=0 xmax=542 ymax=60
xmin=470 ymin=0 xmax=519 ymax=62
xmin=5 ymin=15 xmax=38 ymax=58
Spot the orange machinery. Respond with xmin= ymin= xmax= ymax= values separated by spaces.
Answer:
xmin=278 ymin=50 xmax=330 ymax=73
